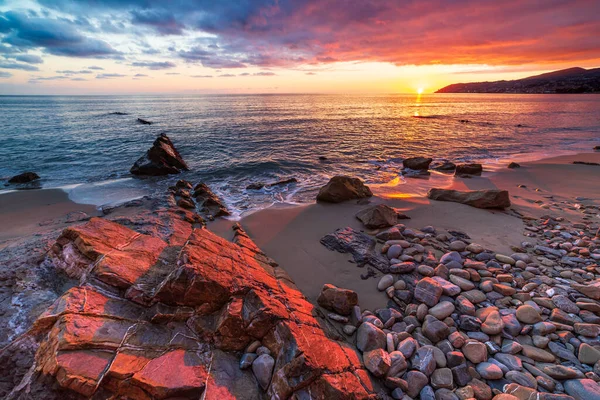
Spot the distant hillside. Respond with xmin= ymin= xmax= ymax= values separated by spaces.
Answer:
xmin=437 ymin=67 xmax=600 ymax=94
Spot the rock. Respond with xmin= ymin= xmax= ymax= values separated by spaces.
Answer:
xmin=463 ymin=341 xmax=488 ymax=364
xmin=356 ymin=204 xmax=401 ymax=228
xmin=363 ymin=348 xmax=391 ymax=377
xmin=193 ymin=182 xmax=230 ymax=218
xmin=564 ymin=379 xmax=600 ymax=400
xmin=320 ymin=227 xmax=389 ymax=271
xmin=431 ymin=368 xmax=454 ymax=390
xmin=317 ymin=284 xmax=358 ymax=315
xmin=427 ymin=188 xmax=511 ymax=209
xmin=553 ymin=295 xmax=580 ymax=314
xmin=316 ymin=175 xmax=373 ymax=203
xmin=378 ymin=275 xmax=394 ymax=291
xmin=137 ymin=117 xmax=152 ymax=124
xmin=357 ymin=322 xmax=387 ymax=352
xmin=574 ymin=323 xmax=600 ymax=338
xmin=429 ymin=301 xmax=455 ymax=320
xmin=8 ymin=171 xmax=40 ymax=183
xmin=455 ymin=163 xmax=483 ymax=176
xmin=579 ymin=343 xmax=600 ymax=365
xmin=521 ymin=344 xmax=555 ymax=362
xmin=573 ymin=281 xmax=600 ymax=300
xmin=482 ymin=310 xmax=504 ymax=335
xmin=253 ymin=354 xmax=275 ymax=390
xmin=414 ymin=277 xmax=443 ymax=307
xmin=423 ymin=319 xmax=450 ymax=343
xmin=246 ymin=178 xmax=297 ymax=190
xmin=470 ymin=378 xmax=493 ymax=400
xmin=508 ymin=162 xmax=521 ymax=169
xmin=403 ymin=157 xmax=433 ymax=170
xmin=131 ymin=133 xmax=189 ymax=175
xmin=406 ymin=371 xmax=429 ymax=398
xmin=432 ymin=161 xmax=457 ymax=171
xmin=516 ymin=305 xmax=542 ymax=324
xmin=240 ymin=353 xmax=257 ymax=369
xmin=476 ymin=362 xmax=504 ymax=379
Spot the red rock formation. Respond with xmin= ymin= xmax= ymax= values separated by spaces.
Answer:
xmin=21 ymin=197 xmax=375 ymax=399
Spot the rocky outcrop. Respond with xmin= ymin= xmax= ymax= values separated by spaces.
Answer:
xmin=403 ymin=157 xmax=433 ymax=171
xmin=130 ymin=134 xmax=189 ymax=176
xmin=356 ymin=204 xmax=409 ymax=229
xmin=455 ymin=163 xmax=483 ymax=176
xmin=8 ymin=196 xmax=375 ymax=399
xmin=246 ymin=178 xmax=297 ymax=190
xmin=317 ymin=176 xmax=373 ymax=203
xmin=8 ymin=171 xmax=40 ymax=183
xmin=321 ymin=227 xmax=390 ymax=271
xmin=137 ymin=118 xmax=152 ymax=125
xmin=192 ymin=182 xmax=230 ymax=219
xmin=427 ymin=188 xmax=511 ymax=209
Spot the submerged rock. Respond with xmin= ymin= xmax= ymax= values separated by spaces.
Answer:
xmin=192 ymin=182 xmax=230 ymax=219
xmin=316 ymin=175 xmax=373 ymax=203
xmin=427 ymin=188 xmax=511 ymax=209
xmin=130 ymin=133 xmax=189 ymax=176
xmin=8 ymin=171 xmax=40 ymax=183
xmin=431 ymin=161 xmax=457 ymax=171
xmin=246 ymin=177 xmax=298 ymax=190
xmin=137 ymin=117 xmax=152 ymax=124
xmin=403 ymin=157 xmax=433 ymax=170
xmin=455 ymin=163 xmax=483 ymax=176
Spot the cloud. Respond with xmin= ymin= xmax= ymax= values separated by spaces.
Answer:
xmin=0 ymin=71 xmax=11 ymax=78
xmin=253 ymin=71 xmax=276 ymax=76
xmin=15 ymin=54 xmax=43 ymax=64
xmin=0 ymin=11 xmax=119 ymax=58
xmin=166 ymin=72 xmax=180 ymax=75
xmin=88 ymin=65 xmax=104 ymax=70
xmin=71 ymin=77 xmax=87 ymax=81
xmin=0 ymin=61 xmax=39 ymax=71
xmin=191 ymin=75 xmax=212 ymax=78
xmin=130 ymin=9 xmax=184 ymax=35
xmin=29 ymin=75 xmax=69 ymax=83
xmin=218 ymin=73 xmax=235 ymax=77
xmin=134 ymin=73 xmax=148 ymax=77
xmin=57 ymin=69 xmax=93 ymax=74
xmin=96 ymin=73 xmax=126 ymax=79
xmin=131 ymin=60 xmax=176 ymax=70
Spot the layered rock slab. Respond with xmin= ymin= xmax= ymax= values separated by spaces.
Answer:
xmin=23 ymin=214 xmax=375 ymax=399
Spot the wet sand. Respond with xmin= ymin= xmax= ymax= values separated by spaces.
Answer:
xmin=0 ymin=189 xmax=100 ymax=249
xmin=211 ymin=152 xmax=600 ymax=311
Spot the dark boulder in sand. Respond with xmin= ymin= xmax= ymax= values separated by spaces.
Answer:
xmin=508 ymin=162 xmax=521 ymax=169
xmin=131 ymin=133 xmax=189 ymax=176
xmin=193 ymin=182 xmax=230 ymax=219
xmin=427 ymin=188 xmax=511 ymax=209
xmin=403 ymin=157 xmax=433 ymax=170
xmin=455 ymin=163 xmax=483 ymax=176
xmin=8 ymin=171 xmax=40 ymax=183
xmin=316 ymin=176 xmax=372 ymax=203
xmin=594 ymin=145 xmax=600 ymax=151
xmin=356 ymin=204 xmax=409 ymax=229
xmin=317 ymin=284 xmax=358 ymax=316
xmin=321 ymin=227 xmax=389 ymax=271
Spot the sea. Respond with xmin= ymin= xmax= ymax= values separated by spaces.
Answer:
xmin=1 ymin=93 xmax=599 ymax=218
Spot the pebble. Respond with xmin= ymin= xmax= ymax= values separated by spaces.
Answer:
xmin=377 ymin=274 xmax=394 ymax=291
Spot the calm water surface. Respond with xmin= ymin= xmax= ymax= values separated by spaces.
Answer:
xmin=1 ymin=94 xmax=599 ymax=216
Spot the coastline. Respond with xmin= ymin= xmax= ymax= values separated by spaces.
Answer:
xmin=211 ymin=151 xmax=600 ymax=311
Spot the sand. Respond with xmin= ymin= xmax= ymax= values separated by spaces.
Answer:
xmin=211 ymin=152 xmax=600 ymax=311
xmin=0 ymin=189 xmax=100 ymax=249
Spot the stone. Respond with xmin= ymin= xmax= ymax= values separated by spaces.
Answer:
xmin=316 ymin=175 xmax=373 ymax=203
xmin=516 ymin=305 xmax=542 ymax=324
xmin=579 ymin=344 xmax=600 ymax=365
xmin=476 ymin=362 xmax=504 ymax=380
xmin=564 ymin=379 xmax=600 ymax=400
xmin=495 ymin=353 xmax=522 ymax=371
xmin=378 ymin=275 xmax=395 ymax=291
xmin=452 ymin=363 xmax=473 ymax=386
xmin=387 ymin=351 xmax=408 ymax=377
xmin=427 ymin=188 xmax=511 ymax=209
xmin=403 ymin=156 xmax=433 ymax=170
xmin=521 ymin=344 xmax=555 ymax=362
xmin=356 ymin=204 xmax=400 ymax=228
xmin=423 ymin=319 xmax=450 ymax=343
xmin=553 ymin=295 xmax=580 ymax=314
xmin=463 ymin=341 xmax=488 ymax=364
xmin=431 ymin=368 xmax=454 ymax=390
xmin=455 ymin=163 xmax=483 ymax=176
xmin=356 ymin=322 xmax=387 ymax=352
xmin=573 ymin=281 xmax=600 ymax=300
xmin=574 ymin=323 xmax=600 ymax=338
xmin=414 ymin=277 xmax=444 ymax=307
xmin=470 ymin=378 xmax=493 ymax=400
xmin=363 ymin=348 xmax=391 ymax=377
xmin=240 ymin=353 xmax=258 ymax=369
xmin=508 ymin=162 xmax=521 ymax=169
xmin=429 ymin=301 xmax=455 ymax=320
xmin=406 ymin=371 xmax=429 ymax=398
xmin=8 ymin=171 xmax=40 ymax=183
xmin=482 ymin=310 xmax=505 ymax=335
xmin=253 ymin=354 xmax=275 ymax=390
xmin=317 ymin=284 xmax=358 ymax=315
xmin=131 ymin=133 xmax=189 ymax=175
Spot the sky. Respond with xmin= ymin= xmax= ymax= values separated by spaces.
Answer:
xmin=0 ymin=0 xmax=599 ymax=94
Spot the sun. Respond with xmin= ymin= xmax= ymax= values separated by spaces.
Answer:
xmin=417 ymin=87 xmax=424 ymax=94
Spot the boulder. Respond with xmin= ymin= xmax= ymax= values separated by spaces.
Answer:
xmin=431 ymin=161 xmax=457 ymax=171
xmin=316 ymin=176 xmax=373 ymax=203
xmin=252 ymin=354 xmax=275 ymax=390
xmin=131 ymin=133 xmax=189 ymax=176
xmin=316 ymin=284 xmax=358 ymax=316
xmin=320 ymin=227 xmax=389 ymax=271
xmin=192 ymin=182 xmax=230 ymax=219
xmin=363 ymin=349 xmax=391 ymax=377
xmin=356 ymin=204 xmax=404 ymax=229
xmin=414 ymin=277 xmax=443 ymax=307
xmin=455 ymin=163 xmax=483 ymax=176
xmin=427 ymin=188 xmax=511 ymax=209
xmin=8 ymin=171 xmax=40 ymax=183
xmin=564 ymin=379 xmax=600 ymax=400
xmin=508 ymin=162 xmax=521 ymax=169
xmin=403 ymin=157 xmax=433 ymax=170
